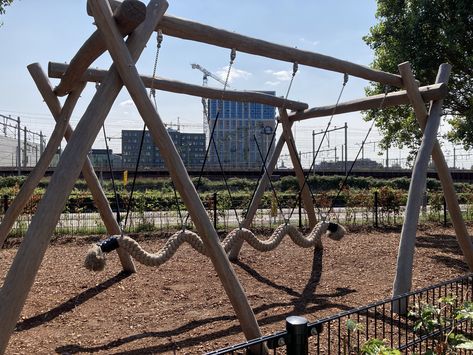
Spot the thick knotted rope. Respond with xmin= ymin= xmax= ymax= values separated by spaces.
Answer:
xmin=84 ymin=221 xmax=345 ymax=271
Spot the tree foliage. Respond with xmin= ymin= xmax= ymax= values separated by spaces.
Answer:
xmin=0 ymin=0 xmax=13 ymax=15
xmin=364 ymin=0 xmax=473 ymax=154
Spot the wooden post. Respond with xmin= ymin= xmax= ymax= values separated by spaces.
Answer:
xmin=392 ymin=63 xmax=451 ymax=313
xmin=0 ymin=68 xmax=85 ymax=247
xmin=398 ymin=61 xmax=473 ymax=271
xmin=54 ymin=0 xmax=146 ymax=96
xmin=0 ymin=2 xmax=168 ymax=353
xmin=21 ymin=63 xmax=135 ymax=272
xmin=279 ymin=108 xmax=316 ymax=228
xmin=88 ymin=0 xmax=263 ymax=343
xmin=228 ymin=134 xmax=285 ymax=260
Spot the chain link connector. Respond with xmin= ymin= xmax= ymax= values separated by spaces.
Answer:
xmin=230 ymin=48 xmax=237 ymax=63
xmin=157 ymin=29 xmax=163 ymax=47
xmin=292 ymin=62 xmax=299 ymax=76
xmin=343 ymin=73 xmax=349 ymax=86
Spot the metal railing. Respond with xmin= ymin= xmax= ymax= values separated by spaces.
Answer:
xmin=207 ymin=274 xmax=473 ymax=354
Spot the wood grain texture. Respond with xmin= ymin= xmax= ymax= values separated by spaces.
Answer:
xmin=289 ymin=83 xmax=447 ymax=122
xmin=398 ymin=62 xmax=473 ymax=272
xmin=54 ymin=0 xmax=146 ymax=96
xmin=49 ymin=62 xmax=308 ymax=111
xmin=89 ymin=0 xmax=264 ymax=345
xmin=0 ymin=1 xmax=168 ymax=353
xmin=392 ymin=64 xmax=451 ymax=313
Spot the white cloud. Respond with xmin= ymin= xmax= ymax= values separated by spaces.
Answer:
xmin=119 ymin=99 xmax=136 ymax=108
xmin=265 ymin=69 xmax=293 ymax=81
xmin=299 ymin=37 xmax=320 ymax=46
xmin=265 ymin=80 xmax=280 ymax=86
xmin=215 ymin=66 xmax=252 ymax=84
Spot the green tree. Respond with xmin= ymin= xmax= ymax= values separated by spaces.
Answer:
xmin=0 ymin=0 xmax=13 ymax=14
xmin=363 ymin=0 xmax=473 ymax=155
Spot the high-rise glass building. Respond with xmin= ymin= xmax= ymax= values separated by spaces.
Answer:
xmin=207 ymin=92 xmax=276 ymax=169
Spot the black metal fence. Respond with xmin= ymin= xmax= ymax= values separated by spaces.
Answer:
xmin=207 ymin=274 xmax=473 ymax=354
xmin=0 ymin=191 xmax=470 ymax=238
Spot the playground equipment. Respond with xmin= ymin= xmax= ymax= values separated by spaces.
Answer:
xmin=1 ymin=0 xmax=473 ymax=353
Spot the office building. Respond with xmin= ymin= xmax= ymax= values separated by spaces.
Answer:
xmin=207 ymin=92 xmax=276 ymax=169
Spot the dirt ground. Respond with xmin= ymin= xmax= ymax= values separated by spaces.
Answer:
xmin=0 ymin=224 xmax=470 ymax=354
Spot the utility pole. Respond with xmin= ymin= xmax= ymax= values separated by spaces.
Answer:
xmin=344 ymin=122 xmax=348 ymax=174
xmin=312 ymin=130 xmax=315 ymax=167
xmin=39 ymin=131 xmax=44 ymax=155
xmin=386 ymin=146 xmax=389 ymax=168
xmin=453 ymin=146 xmax=456 ymax=169
xmin=23 ymin=126 xmax=27 ymax=167
xmin=17 ymin=117 xmax=21 ymax=176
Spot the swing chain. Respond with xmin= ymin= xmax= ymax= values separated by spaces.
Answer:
xmin=343 ymin=73 xmax=349 ymax=86
xmin=149 ymin=30 xmax=163 ymax=103
xmin=292 ymin=62 xmax=298 ymax=77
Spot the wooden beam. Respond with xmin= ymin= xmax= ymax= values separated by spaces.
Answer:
xmin=0 ymin=1 xmax=168 ymax=353
xmin=23 ymin=63 xmax=136 ymax=273
xmin=90 ymin=2 xmax=403 ymax=87
xmin=49 ymin=62 xmax=309 ymax=111
xmin=289 ymin=83 xmax=447 ymax=122
xmin=0 ymin=68 xmax=84 ymax=248
xmin=279 ymin=109 xmax=317 ymax=227
xmin=89 ymin=0 xmax=263 ymax=345
xmin=228 ymin=134 xmax=285 ymax=260
xmin=392 ymin=63 xmax=451 ymax=314
xmin=398 ymin=62 xmax=473 ymax=269
xmin=54 ymin=0 xmax=146 ymax=96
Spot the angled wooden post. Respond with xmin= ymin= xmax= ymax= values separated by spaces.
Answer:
xmin=0 ymin=2 xmax=168 ymax=353
xmin=228 ymin=133 xmax=285 ymax=260
xmin=0 ymin=69 xmax=84 ymax=248
xmin=398 ymin=62 xmax=473 ymax=271
xmin=88 ymin=0 xmax=263 ymax=343
xmin=0 ymin=63 xmax=135 ymax=272
xmin=392 ymin=63 xmax=451 ymax=313
xmin=279 ymin=108 xmax=317 ymax=228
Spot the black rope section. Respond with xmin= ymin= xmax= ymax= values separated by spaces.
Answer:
xmin=286 ymin=73 xmax=350 ymax=221
xmin=123 ymin=30 xmax=164 ymax=229
xmin=101 ymin=123 xmax=121 ymax=224
xmin=326 ymin=85 xmax=390 ymax=217
xmin=183 ymin=48 xmax=237 ymax=228
xmin=244 ymin=62 xmax=298 ymax=221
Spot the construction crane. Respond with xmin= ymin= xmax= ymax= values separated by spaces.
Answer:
xmin=191 ymin=63 xmax=230 ymax=137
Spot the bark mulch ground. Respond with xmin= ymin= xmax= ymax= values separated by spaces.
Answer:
xmin=0 ymin=224 xmax=469 ymax=354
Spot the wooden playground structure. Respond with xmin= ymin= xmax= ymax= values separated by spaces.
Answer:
xmin=1 ymin=0 xmax=473 ymax=353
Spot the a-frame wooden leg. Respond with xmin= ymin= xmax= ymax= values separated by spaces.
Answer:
xmin=29 ymin=63 xmax=135 ymax=272
xmin=279 ymin=108 xmax=317 ymax=228
xmin=392 ymin=63 xmax=451 ymax=313
xmin=398 ymin=62 xmax=473 ymax=271
xmin=0 ymin=69 xmax=84 ymax=248
xmin=89 ymin=0 xmax=263 ymax=344
xmin=228 ymin=134 xmax=285 ymax=260
xmin=0 ymin=2 xmax=168 ymax=353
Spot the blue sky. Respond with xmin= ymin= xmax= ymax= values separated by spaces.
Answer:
xmin=0 ymin=0 xmax=415 ymax=167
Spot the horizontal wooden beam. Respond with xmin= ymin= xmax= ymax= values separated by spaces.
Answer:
xmin=48 ymin=62 xmax=308 ymax=110
xmin=288 ymin=82 xmax=447 ymax=122
xmin=88 ymin=1 xmax=404 ymax=87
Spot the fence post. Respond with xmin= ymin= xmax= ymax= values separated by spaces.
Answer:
xmin=298 ymin=192 xmax=302 ymax=229
xmin=3 ymin=195 xmax=8 ymax=213
xmin=286 ymin=316 xmax=308 ymax=355
xmin=374 ymin=191 xmax=379 ymax=228
xmin=213 ymin=192 xmax=217 ymax=230
xmin=443 ymin=197 xmax=447 ymax=227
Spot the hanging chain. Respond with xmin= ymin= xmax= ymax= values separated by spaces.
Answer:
xmin=325 ymin=84 xmax=390 ymax=218
xmin=149 ymin=29 xmax=163 ymax=109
